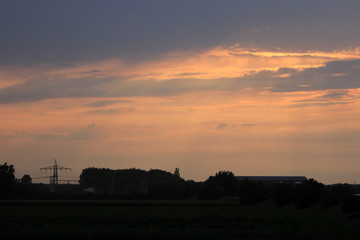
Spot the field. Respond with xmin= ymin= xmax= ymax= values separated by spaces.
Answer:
xmin=1 ymin=200 xmax=359 ymax=240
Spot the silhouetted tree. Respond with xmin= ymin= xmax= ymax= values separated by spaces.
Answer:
xmin=295 ymin=178 xmax=324 ymax=208
xmin=174 ymin=168 xmax=180 ymax=178
xmin=200 ymin=171 xmax=238 ymax=199
xmin=210 ymin=171 xmax=238 ymax=194
xmin=79 ymin=167 xmax=194 ymax=199
xmin=21 ymin=174 xmax=32 ymax=184
xmin=148 ymin=169 xmax=192 ymax=199
xmin=80 ymin=167 xmax=147 ymax=194
xmin=0 ymin=162 xmax=15 ymax=194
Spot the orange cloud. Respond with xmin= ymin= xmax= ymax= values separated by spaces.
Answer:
xmin=2 ymin=45 xmax=360 ymax=88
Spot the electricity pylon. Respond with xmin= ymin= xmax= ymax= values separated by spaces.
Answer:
xmin=40 ymin=159 xmax=71 ymax=185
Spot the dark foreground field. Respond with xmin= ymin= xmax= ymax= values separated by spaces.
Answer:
xmin=1 ymin=200 xmax=359 ymax=240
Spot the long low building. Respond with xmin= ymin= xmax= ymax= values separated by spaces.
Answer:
xmin=235 ymin=176 xmax=308 ymax=184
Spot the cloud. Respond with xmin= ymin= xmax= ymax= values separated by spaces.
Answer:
xmin=0 ymin=77 xmax=120 ymax=103
xmin=2 ymin=1 xmax=360 ymax=66
xmin=318 ymin=90 xmax=349 ymax=100
xmin=86 ymin=100 xmax=132 ymax=108
xmin=125 ymin=131 xmax=133 ymax=138
xmin=0 ymin=123 xmax=99 ymax=141
xmin=246 ymin=59 xmax=360 ymax=92
xmin=0 ymin=59 xmax=360 ymax=104
xmin=172 ymin=72 xmax=206 ymax=77
xmin=241 ymin=124 xmax=258 ymax=127
xmin=88 ymin=108 xmax=134 ymax=115
xmin=217 ymin=123 xmax=228 ymax=129
xmin=291 ymin=90 xmax=352 ymax=106
xmin=288 ymin=101 xmax=352 ymax=108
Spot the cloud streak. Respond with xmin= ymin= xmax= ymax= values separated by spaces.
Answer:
xmin=1 ymin=59 xmax=360 ymax=104
xmin=86 ymin=100 xmax=132 ymax=108
xmin=0 ymin=123 xmax=98 ymax=141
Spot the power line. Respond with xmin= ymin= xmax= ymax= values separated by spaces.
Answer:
xmin=40 ymin=159 xmax=73 ymax=185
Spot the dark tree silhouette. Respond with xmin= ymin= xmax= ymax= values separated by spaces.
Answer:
xmin=148 ymin=169 xmax=192 ymax=199
xmin=200 ymin=171 xmax=238 ymax=199
xmin=208 ymin=171 xmax=238 ymax=190
xmin=174 ymin=168 xmax=180 ymax=178
xmin=295 ymin=178 xmax=324 ymax=208
xmin=21 ymin=174 xmax=32 ymax=184
xmin=0 ymin=162 xmax=15 ymax=194
xmin=79 ymin=167 xmax=194 ymax=199
xmin=80 ymin=167 xmax=147 ymax=194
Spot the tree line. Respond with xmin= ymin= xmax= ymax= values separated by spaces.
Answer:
xmin=0 ymin=162 xmax=51 ymax=198
xmin=201 ymin=171 xmax=358 ymax=211
xmin=1 ymin=162 xmax=360 ymax=213
xmin=79 ymin=167 xmax=195 ymax=199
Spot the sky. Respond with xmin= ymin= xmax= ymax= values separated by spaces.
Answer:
xmin=1 ymin=0 xmax=360 ymax=184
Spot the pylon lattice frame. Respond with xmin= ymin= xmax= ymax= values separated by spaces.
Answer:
xmin=40 ymin=159 xmax=71 ymax=185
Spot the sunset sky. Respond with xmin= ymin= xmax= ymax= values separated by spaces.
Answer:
xmin=1 ymin=1 xmax=360 ymax=184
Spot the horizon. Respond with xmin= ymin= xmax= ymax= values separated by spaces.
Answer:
xmin=1 ymin=1 xmax=360 ymax=185
xmin=20 ymin=160 xmax=358 ymax=185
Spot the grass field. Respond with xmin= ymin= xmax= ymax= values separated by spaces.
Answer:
xmin=0 ymin=200 xmax=359 ymax=240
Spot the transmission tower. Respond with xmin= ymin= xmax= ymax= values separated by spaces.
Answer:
xmin=40 ymin=159 xmax=71 ymax=185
